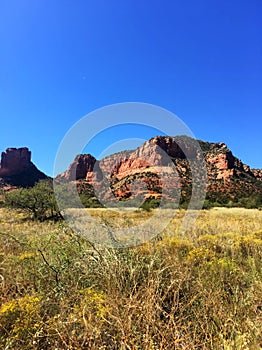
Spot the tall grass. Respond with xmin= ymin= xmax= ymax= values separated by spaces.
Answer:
xmin=0 ymin=207 xmax=261 ymax=349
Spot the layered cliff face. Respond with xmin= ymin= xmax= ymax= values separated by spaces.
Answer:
xmin=0 ymin=147 xmax=48 ymax=188
xmin=56 ymin=136 xmax=261 ymax=204
xmin=203 ymin=142 xmax=251 ymax=180
xmin=0 ymin=148 xmax=31 ymax=177
xmin=55 ymin=154 xmax=99 ymax=181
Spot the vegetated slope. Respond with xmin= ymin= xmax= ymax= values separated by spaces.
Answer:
xmin=56 ymin=136 xmax=262 ymax=208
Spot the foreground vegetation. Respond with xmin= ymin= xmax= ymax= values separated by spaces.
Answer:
xmin=5 ymin=180 xmax=262 ymax=220
xmin=0 ymin=207 xmax=261 ymax=349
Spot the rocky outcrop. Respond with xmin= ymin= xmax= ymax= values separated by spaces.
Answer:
xmin=206 ymin=147 xmax=239 ymax=180
xmin=0 ymin=148 xmax=31 ymax=177
xmin=97 ymin=136 xmax=199 ymax=182
xmin=199 ymin=141 xmax=256 ymax=181
xmin=0 ymin=147 xmax=48 ymax=187
xmin=99 ymin=150 xmax=133 ymax=179
xmin=55 ymin=136 xmax=262 ymax=204
xmin=56 ymin=154 xmax=99 ymax=181
xmin=251 ymin=169 xmax=262 ymax=181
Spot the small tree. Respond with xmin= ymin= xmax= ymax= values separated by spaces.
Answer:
xmin=4 ymin=180 xmax=61 ymax=221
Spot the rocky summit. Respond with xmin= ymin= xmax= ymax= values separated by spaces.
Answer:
xmin=56 ymin=136 xmax=262 ymax=207
xmin=0 ymin=147 xmax=48 ymax=188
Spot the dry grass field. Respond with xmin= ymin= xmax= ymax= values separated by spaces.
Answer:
xmin=0 ymin=207 xmax=261 ymax=349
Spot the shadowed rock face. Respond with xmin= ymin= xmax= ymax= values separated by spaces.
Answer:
xmin=0 ymin=147 xmax=48 ymax=187
xmin=56 ymin=154 xmax=97 ymax=181
xmin=0 ymin=148 xmax=31 ymax=177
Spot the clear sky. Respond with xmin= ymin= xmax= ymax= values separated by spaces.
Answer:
xmin=0 ymin=0 xmax=261 ymax=176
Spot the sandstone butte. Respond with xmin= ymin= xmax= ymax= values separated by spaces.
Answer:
xmin=0 ymin=147 xmax=47 ymax=189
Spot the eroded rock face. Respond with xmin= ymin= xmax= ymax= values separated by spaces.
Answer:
xmin=55 ymin=136 xmax=262 ymax=203
xmin=207 ymin=152 xmax=236 ymax=180
xmin=0 ymin=148 xmax=31 ymax=177
xmin=99 ymin=151 xmax=132 ymax=178
xmin=251 ymin=169 xmax=262 ymax=181
xmin=98 ymin=137 xmax=190 ymax=181
xmin=0 ymin=147 xmax=48 ymax=187
xmin=56 ymin=154 xmax=101 ymax=181
xmin=204 ymin=142 xmax=250 ymax=181
xmin=56 ymin=137 xmax=248 ymax=185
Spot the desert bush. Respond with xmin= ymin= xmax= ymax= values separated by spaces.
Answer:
xmin=4 ymin=180 xmax=61 ymax=221
xmin=0 ymin=294 xmax=43 ymax=348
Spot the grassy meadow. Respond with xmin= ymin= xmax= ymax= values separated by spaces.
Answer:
xmin=0 ymin=207 xmax=262 ymax=349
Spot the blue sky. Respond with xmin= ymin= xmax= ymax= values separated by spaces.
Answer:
xmin=0 ymin=0 xmax=261 ymax=176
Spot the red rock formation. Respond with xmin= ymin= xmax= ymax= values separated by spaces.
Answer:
xmin=205 ymin=142 xmax=249 ymax=181
xmin=57 ymin=136 xmax=197 ymax=184
xmin=251 ymin=169 xmax=262 ymax=181
xmin=97 ymin=137 xmax=186 ymax=182
xmin=0 ymin=147 xmax=31 ymax=177
xmin=0 ymin=147 xmax=48 ymax=187
xmin=207 ymin=153 xmax=235 ymax=180
xmin=56 ymin=154 xmax=100 ymax=181
xmin=99 ymin=151 xmax=132 ymax=178
xmin=55 ymin=136 xmax=262 ymax=204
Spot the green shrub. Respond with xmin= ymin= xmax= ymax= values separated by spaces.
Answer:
xmin=4 ymin=180 xmax=61 ymax=221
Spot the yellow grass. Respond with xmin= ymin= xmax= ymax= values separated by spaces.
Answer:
xmin=0 ymin=207 xmax=261 ymax=349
